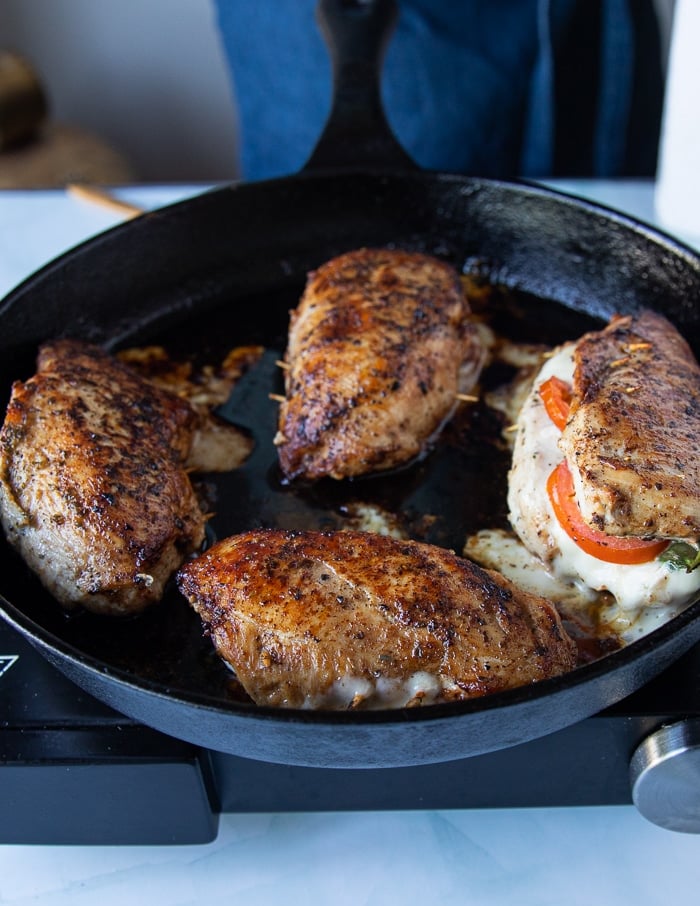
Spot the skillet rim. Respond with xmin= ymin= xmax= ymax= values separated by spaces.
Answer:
xmin=2 ymin=170 xmax=700 ymax=319
xmin=2 ymin=580 xmax=700 ymax=729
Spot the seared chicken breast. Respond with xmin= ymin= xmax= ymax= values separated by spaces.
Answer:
xmin=177 ymin=529 xmax=577 ymax=709
xmin=0 ymin=340 xmax=206 ymax=615
xmin=508 ymin=311 xmax=700 ymax=634
xmin=560 ymin=310 xmax=700 ymax=539
xmin=275 ymin=248 xmax=484 ymax=480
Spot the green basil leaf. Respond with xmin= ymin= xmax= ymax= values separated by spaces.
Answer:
xmin=659 ymin=542 xmax=700 ymax=572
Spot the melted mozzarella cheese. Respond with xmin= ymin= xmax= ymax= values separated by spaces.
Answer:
xmin=304 ymin=670 xmax=454 ymax=710
xmin=507 ymin=344 xmax=700 ymax=641
xmin=464 ymin=528 xmax=599 ymax=611
xmin=340 ymin=502 xmax=407 ymax=539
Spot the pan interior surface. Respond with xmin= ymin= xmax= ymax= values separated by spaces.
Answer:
xmin=1 ymin=173 xmax=699 ymax=767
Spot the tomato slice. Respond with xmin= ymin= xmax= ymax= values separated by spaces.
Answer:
xmin=546 ymin=461 xmax=669 ymax=565
xmin=539 ymin=376 xmax=572 ymax=430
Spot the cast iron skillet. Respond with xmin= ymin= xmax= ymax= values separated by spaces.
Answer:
xmin=1 ymin=0 xmax=699 ymax=769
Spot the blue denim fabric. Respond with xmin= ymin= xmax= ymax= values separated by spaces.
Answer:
xmin=213 ymin=0 xmax=660 ymax=181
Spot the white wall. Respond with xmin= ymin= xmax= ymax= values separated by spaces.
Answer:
xmin=0 ymin=0 xmax=240 ymax=182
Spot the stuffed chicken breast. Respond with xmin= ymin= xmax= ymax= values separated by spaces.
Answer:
xmin=508 ymin=310 xmax=700 ymax=639
xmin=177 ymin=529 xmax=577 ymax=709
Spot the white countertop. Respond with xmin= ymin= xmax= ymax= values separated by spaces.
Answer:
xmin=1 ymin=179 xmax=699 ymax=905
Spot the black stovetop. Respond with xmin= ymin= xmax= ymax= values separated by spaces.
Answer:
xmin=2 ymin=616 xmax=699 ymax=844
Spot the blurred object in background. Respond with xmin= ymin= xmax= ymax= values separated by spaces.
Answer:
xmin=0 ymin=50 xmax=134 ymax=188
xmin=655 ymin=0 xmax=700 ymax=240
xmin=0 ymin=0 xmax=239 ymax=185
xmin=0 ymin=50 xmax=47 ymax=149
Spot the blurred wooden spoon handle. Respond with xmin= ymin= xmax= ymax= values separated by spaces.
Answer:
xmin=66 ymin=183 xmax=143 ymax=219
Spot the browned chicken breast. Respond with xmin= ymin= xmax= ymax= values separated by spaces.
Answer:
xmin=275 ymin=248 xmax=484 ymax=480
xmin=559 ymin=310 xmax=700 ymax=540
xmin=507 ymin=309 xmax=700 ymax=634
xmin=177 ymin=529 xmax=577 ymax=709
xmin=0 ymin=339 xmax=206 ymax=615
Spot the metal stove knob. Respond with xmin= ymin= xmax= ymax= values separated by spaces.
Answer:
xmin=630 ymin=718 xmax=700 ymax=833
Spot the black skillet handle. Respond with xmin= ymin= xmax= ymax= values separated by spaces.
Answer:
xmin=304 ymin=0 xmax=418 ymax=172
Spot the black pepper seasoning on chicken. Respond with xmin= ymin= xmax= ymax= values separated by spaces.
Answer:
xmin=0 ymin=339 xmax=206 ymax=615
xmin=275 ymin=248 xmax=485 ymax=480
xmin=177 ymin=529 xmax=577 ymax=709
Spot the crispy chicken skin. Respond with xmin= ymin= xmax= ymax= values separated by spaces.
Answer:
xmin=275 ymin=248 xmax=484 ymax=480
xmin=559 ymin=310 xmax=700 ymax=540
xmin=0 ymin=339 xmax=206 ymax=615
xmin=177 ymin=529 xmax=577 ymax=709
